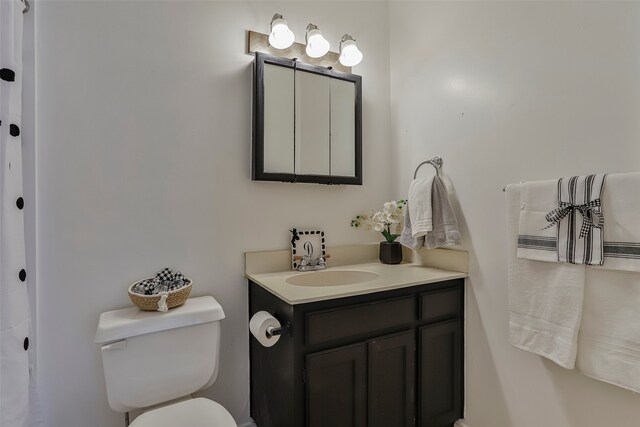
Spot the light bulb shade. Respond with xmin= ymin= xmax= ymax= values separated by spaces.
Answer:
xmin=339 ymin=39 xmax=363 ymax=67
xmin=305 ymin=29 xmax=330 ymax=58
xmin=269 ymin=17 xmax=295 ymax=49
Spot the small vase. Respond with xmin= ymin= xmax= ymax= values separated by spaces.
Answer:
xmin=379 ymin=241 xmax=402 ymax=265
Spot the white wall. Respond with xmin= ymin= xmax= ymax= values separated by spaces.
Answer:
xmin=34 ymin=2 xmax=391 ymax=426
xmin=390 ymin=2 xmax=640 ymax=426
xmin=35 ymin=1 xmax=640 ymax=426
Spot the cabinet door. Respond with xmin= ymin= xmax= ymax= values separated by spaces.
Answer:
xmin=368 ymin=330 xmax=416 ymax=427
xmin=419 ymin=320 xmax=463 ymax=427
xmin=307 ymin=343 xmax=366 ymax=427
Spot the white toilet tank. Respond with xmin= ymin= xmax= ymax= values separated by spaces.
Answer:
xmin=95 ymin=296 xmax=225 ymax=413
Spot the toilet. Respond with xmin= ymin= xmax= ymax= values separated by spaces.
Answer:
xmin=95 ymin=296 xmax=237 ymax=426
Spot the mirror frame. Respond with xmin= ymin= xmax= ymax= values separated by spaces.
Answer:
xmin=252 ymin=52 xmax=363 ymax=185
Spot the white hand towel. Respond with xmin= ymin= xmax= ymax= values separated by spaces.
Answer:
xmin=507 ymin=184 xmax=586 ymax=369
xmin=409 ymin=176 xmax=435 ymax=237
xmin=516 ymin=179 xmax=559 ymax=262
xmin=577 ymin=268 xmax=640 ymax=393
xmin=517 ymin=172 xmax=640 ymax=272
xmin=397 ymin=201 xmax=424 ymax=250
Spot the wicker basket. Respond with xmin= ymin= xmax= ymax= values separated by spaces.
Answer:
xmin=128 ymin=278 xmax=192 ymax=311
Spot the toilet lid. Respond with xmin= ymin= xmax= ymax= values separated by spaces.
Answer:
xmin=130 ymin=398 xmax=237 ymax=427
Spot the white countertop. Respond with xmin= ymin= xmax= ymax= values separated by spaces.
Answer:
xmin=246 ymin=261 xmax=468 ymax=305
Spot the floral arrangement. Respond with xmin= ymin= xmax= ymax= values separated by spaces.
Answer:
xmin=351 ymin=200 xmax=406 ymax=243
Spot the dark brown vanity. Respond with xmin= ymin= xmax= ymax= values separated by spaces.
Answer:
xmin=249 ymin=277 xmax=464 ymax=427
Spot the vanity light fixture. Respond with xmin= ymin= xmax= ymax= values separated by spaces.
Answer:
xmin=339 ymin=34 xmax=363 ymax=67
xmin=305 ymin=24 xmax=330 ymax=58
xmin=250 ymin=15 xmax=362 ymax=72
xmin=268 ymin=13 xmax=295 ymax=50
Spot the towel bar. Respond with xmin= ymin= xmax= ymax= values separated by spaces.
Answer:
xmin=413 ymin=156 xmax=443 ymax=179
xmin=503 ymin=182 xmax=524 ymax=192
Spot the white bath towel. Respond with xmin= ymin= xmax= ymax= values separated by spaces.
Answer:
xmin=397 ymin=201 xmax=424 ymax=250
xmin=507 ymin=184 xmax=586 ymax=369
xmin=597 ymin=172 xmax=640 ymax=272
xmin=577 ymin=268 xmax=640 ymax=393
xmin=517 ymin=172 xmax=640 ymax=272
xmin=516 ymin=179 xmax=558 ymax=263
xmin=409 ymin=176 xmax=435 ymax=237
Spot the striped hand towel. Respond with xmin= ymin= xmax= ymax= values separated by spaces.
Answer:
xmin=555 ymin=174 xmax=606 ymax=265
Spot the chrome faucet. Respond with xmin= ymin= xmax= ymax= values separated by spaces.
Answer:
xmin=296 ymin=241 xmax=327 ymax=271
xmin=297 ymin=255 xmax=327 ymax=271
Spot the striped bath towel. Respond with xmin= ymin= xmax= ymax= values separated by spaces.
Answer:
xmin=517 ymin=172 xmax=640 ymax=272
xmin=509 ymin=181 xmax=640 ymax=392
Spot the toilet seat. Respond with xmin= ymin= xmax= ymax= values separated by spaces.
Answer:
xmin=130 ymin=398 xmax=237 ymax=427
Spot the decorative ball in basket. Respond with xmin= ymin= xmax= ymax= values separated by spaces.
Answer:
xmin=129 ymin=268 xmax=192 ymax=312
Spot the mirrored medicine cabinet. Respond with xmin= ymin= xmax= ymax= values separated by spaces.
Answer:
xmin=252 ymin=52 xmax=362 ymax=185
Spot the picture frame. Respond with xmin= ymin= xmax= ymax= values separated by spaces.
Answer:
xmin=290 ymin=229 xmax=326 ymax=270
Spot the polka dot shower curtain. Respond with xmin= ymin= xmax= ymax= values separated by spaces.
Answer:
xmin=0 ymin=0 xmax=31 ymax=426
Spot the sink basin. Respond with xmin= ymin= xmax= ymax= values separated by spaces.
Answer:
xmin=286 ymin=270 xmax=380 ymax=287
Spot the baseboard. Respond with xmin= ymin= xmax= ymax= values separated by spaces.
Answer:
xmin=238 ymin=419 xmax=257 ymax=427
xmin=454 ymin=419 xmax=470 ymax=427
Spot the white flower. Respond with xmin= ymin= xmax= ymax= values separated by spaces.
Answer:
xmin=383 ymin=201 xmax=398 ymax=214
xmin=352 ymin=200 xmax=406 ymax=238
xmin=372 ymin=211 xmax=386 ymax=224
xmin=386 ymin=213 xmax=399 ymax=224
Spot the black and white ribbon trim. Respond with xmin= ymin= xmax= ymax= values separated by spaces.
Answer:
xmin=543 ymin=199 xmax=604 ymax=239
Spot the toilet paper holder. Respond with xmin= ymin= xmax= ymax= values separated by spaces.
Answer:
xmin=265 ymin=322 xmax=291 ymax=339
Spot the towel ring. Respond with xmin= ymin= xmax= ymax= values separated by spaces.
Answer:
xmin=413 ymin=156 xmax=443 ymax=179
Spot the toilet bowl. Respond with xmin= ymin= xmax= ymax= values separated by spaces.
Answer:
xmin=95 ymin=296 xmax=236 ymax=426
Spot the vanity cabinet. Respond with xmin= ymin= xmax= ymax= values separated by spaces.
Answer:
xmin=249 ymin=278 xmax=464 ymax=427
